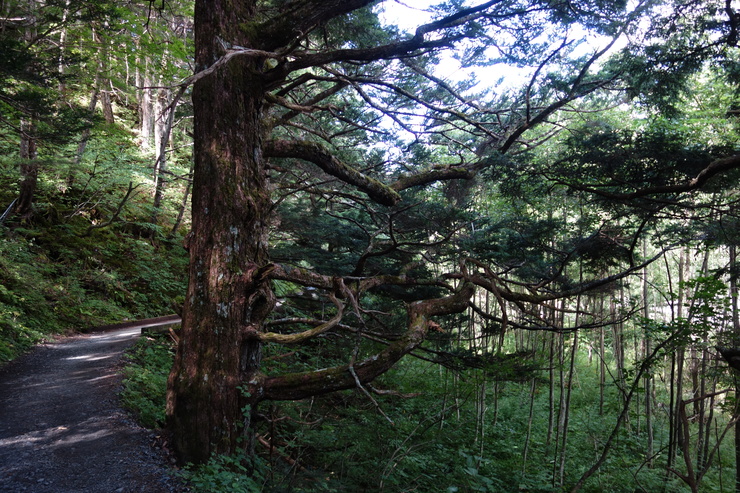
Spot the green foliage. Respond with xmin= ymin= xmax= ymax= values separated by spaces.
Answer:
xmin=0 ymin=0 xmax=738 ymax=491
xmin=0 ymin=121 xmax=189 ymax=342
xmin=181 ymin=452 xmax=267 ymax=493
xmin=0 ymin=305 xmax=44 ymax=363
xmin=0 ymin=181 xmax=187 ymax=361
xmin=0 ymin=0 xmax=121 ymax=143
xmin=0 ymin=233 xmax=63 ymax=360
xmin=605 ymin=0 xmax=735 ymax=117
xmin=120 ymin=333 xmax=175 ymax=428
xmin=549 ymin=122 xmax=735 ymax=206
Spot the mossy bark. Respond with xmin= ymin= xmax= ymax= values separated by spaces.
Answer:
xmin=166 ymin=0 xmax=274 ymax=465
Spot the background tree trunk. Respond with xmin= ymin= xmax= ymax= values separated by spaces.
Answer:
xmin=139 ymin=55 xmax=153 ymax=148
xmin=15 ymin=117 xmax=38 ymax=219
xmin=642 ymin=241 xmax=654 ymax=466
xmin=169 ymin=160 xmax=193 ymax=238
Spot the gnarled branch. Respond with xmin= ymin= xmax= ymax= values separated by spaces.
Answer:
xmin=256 ymin=282 xmax=475 ymax=402
xmin=391 ymin=166 xmax=475 ymax=192
xmin=259 ymin=293 xmax=344 ymax=345
xmin=558 ymin=153 xmax=740 ymax=201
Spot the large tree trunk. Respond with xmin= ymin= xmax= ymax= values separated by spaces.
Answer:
xmin=166 ymin=0 xmax=274 ymax=465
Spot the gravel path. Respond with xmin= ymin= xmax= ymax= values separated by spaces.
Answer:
xmin=0 ymin=325 xmax=187 ymax=493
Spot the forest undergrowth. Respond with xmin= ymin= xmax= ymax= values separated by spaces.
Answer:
xmin=121 ymin=329 xmax=736 ymax=493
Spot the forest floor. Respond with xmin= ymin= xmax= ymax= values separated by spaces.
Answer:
xmin=0 ymin=320 xmax=188 ymax=493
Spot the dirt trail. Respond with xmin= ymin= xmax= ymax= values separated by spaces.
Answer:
xmin=0 ymin=323 xmax=186 ymax=493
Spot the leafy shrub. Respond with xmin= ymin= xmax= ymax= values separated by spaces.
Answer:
xmin=0 ymin=309 xmax=45 ymax=362
xmin=181 ymin=452 xmax=266 ymax=493
xmin=0 ymin=234 xmax=62 ymax=360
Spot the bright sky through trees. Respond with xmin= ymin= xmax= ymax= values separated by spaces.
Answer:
xmin=377 ymin=1 xmax=524 ymax=90
xmin=378 ymin=0 xmax=637 ymax=101
xmin=377 ymin=0 xmax=629 ymax=94
xmin=371 ymin=0 xmax=627 ymax=152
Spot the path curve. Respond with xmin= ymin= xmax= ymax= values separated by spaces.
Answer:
xmin=0 ymin=323 xmax=186 ymax=493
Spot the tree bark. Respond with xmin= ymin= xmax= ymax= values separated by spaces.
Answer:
xmin=730 ymin=245 xmax=740 ymax=493
xmin=139 ymin=56 xmax=154 ymax=148
xmin=642 ymin=241 xmax=654 ymax=466
xmin=166 ymin=0 xmax=274 ymax=464
xmin=151 ymin=86 xmax=175 ymax=225
xmin=14 ymin=0 xmax=39 ymax=220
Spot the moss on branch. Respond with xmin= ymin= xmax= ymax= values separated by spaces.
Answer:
xmin=265 ymin=139 xmax=401 ymax=206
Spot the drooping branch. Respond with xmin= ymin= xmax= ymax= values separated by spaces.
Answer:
xmin=461 ymin=250 xmax=667 ymax=305
xmin=556 ymin=153 xmax=740 ymax=201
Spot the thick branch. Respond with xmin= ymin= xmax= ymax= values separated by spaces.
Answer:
xmin=256 ymin=0 xmax=378 ymax=51
xmin=259 ymin=294 xmax=344 ymax=344
xmin=270 ymin=264 xmax=452 ymax=297
xmin=257 ymin=283 xmax=475 ymax=401
xmin=177 ymin=47 xmax=279 ymax=88
xmin=270 ymin=264 xmax=335 ymax=290
xmin=262 ymin=0 xmax=513 ymax=80
xmin=265 ymin=139 xmax=402 ymax=206
xmin=391 ymin=166 xmax=475 ymax=191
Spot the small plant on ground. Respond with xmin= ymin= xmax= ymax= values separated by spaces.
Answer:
xmin=120 ymin=331 xmax=175 ymax=428
xmin=180 ymin=452 xmax=266 ymax=493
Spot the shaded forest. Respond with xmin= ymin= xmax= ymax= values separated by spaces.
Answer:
xmin=2 ymin=0 xmax=740 ymax=491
